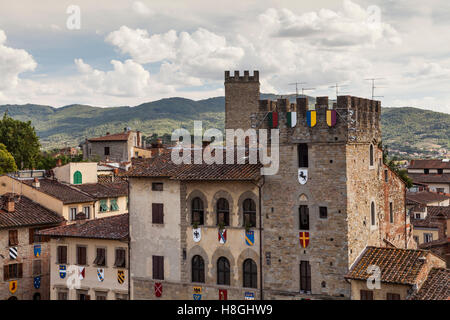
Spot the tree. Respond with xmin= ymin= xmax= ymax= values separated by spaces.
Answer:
xmin=381 ymin=142 xmax=413 ymax=188
xmin=0 ymin=112 xmax=41 ymax=169
xmin=0 ymin=143 xmax=18 ymax=174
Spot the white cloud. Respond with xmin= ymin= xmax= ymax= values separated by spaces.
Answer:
xmin=132 ymin=1 xmax=152 ymax=16
xmin=0 ymin=29 xmax=37 ymax=90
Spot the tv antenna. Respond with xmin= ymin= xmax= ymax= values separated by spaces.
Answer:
xmin=329 ymin=83 xmax=349 ymax=97
xmin=288 ymin=82 xmax=315 ymax=98
xmin=365 ymin=78 xmax=385 ymax=100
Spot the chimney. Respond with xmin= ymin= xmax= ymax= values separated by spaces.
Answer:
xmin=32 ymin=177 xmax=40 ymax=188
xmin=4 ymin=195 xmax=15 ymax=213
xmin=56 ymin=158 xmax=62 ymax=167
xmin=137 ymin=131 xmax=141 ymax=147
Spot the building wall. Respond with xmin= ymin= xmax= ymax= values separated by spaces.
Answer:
xmin=413 ymin=228 xmax=440 ymax=245
xmin=94 ymin=195 xmax=128 ymax=218
xmin=0 ymin=227 xmax=53 ymax=300
xmin=350 ymin=280 xmax=410 ymax=300
xmin=49 ymin=237 xmax=128 ymax=300
xmin=132 ymin=147 xmax=152 ymax=159
xmin=53 ymin=162 xmax=98 ymax=184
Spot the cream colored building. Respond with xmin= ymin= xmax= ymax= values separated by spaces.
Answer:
xmin=39 ymin=214 xmax=129 ymax=300
xmin=53 ymin=162 xmax=98 ymax=185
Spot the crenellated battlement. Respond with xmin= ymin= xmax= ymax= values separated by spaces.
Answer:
xmin=225 ymin=70 xmax=259 ymax=82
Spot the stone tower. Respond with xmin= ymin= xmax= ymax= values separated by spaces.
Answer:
xmin=224 ymin=70 xmax=260 ymax=130
xmin=224 ymin=71 xmax=412 ymax=299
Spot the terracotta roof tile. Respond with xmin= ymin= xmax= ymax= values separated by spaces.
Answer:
xmin=88 ymin=131 xmax=131 ymax=142
xmin=406 ymin=191 xmax=450 ymax=205
xmin=73 ymin=182 xmax=128 ymax=198
xmin=346 ymin=246 xmax=429 ymax=285
xmin=21 ymin=179 xmax=95 ymax=204
xmin=408 ymin=173 xmax=450 ymax=184
xmin=409 ymin=268 xmax=450 ymax=300
xmin=0 ymin=193 xmax=64 ymax=228
xmin=409 ymin=160 xmax=450 ymax=170
xmin=39 ymin=213 xmax=128 ymax=240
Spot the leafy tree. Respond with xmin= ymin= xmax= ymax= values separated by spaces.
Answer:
xmin=0 ymin=112 xmax=40 ymax=169
xmin=0 ymin=143 xmax=18 ymax=174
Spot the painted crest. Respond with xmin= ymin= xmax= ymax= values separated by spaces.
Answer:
xmin=9 ymin=280 xmax=17 ymax=294
xmin=245 ymin=292 xmax=255 ymax=300
xmin=155 ymin=282 xmax=163 ymax=297
xmin=97 ymin=268 xmax=105 ymax=282
xmin=193 ymin=286 xmax=202 ymax=300
xmin=326 ymin=109 xmax=337 ymax=127
xmin=33 ymin=245 xmax=41 ymax=258
xmin=287 ymin=111 xmax=297 ymax=127
xmin=268 ymin=111 xmax=278 ymax=128
xmin=299 ymin=231 xmax=310 ymax=248
xmin=219 ymin=289 xmax=227 ymax=300
xmin=78 ymin=266 xmax=85 ymax=280
xmin=193 ymin=228 xmax=201 ymax=242
xmin=298 ymin=169 xmax=308 ymax=185
xmin=306 ymin=110 xmax=317 ymax=127
xmin=34 ymin=276 xmax=41 ymax=289
xmin=218 ymin=229 xmax=227 ymax=244
xmin=59 ymin=265 xmax=67 ymax=279
xmin=193 ymin=294 xmax=202 ymax=300
xmin=9 ymin=247 xmax=17 ymax=260
xmin=245 ymin=230 xmax=255 ymax=246
xmin=117 ymin=270 xmax=125 ymax=284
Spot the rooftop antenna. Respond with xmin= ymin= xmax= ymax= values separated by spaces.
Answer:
xmin=365 ymin=78 xmax=385 ymax=100
xmin=288 ymin=82 xmax=306 ymax=99
xmin=301 ymin=87 xmax=315 ymax=97
xmin=329 ymin=83 xmax=348 ymax=98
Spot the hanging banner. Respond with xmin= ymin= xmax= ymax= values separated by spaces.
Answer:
xmin=34 ymin=245 xmax=41 ymax=258
xmin=218 ymin=229 xmax=227 ymax=244
xmin=59 ymin=265 xmax=66 ymax=279
xmin=286 ymin=112 xmax=297 ymax=127
xmin=219 ymin=289 xmax=227 ymax=300
xmin=193 ymin=228 xmax=201 ymax=242
xmin=117 ymin=270 xmax=125 ymax=284
xmin=245 ymin=230 xmax=255 ymax=246
xmin=9 ymin=280 xmax=17 ymax=294
xmin=97 ymin=268 xmax=105 ymax=282
xmin=306 ymin=111 xmax=316 ymax=127
xmin=78 ymin=266 xmax=85 ymax=280
xmin=298 ymin=169 xmax=308 ymax=185
xmin=268 ymin=112 xmax=278 ymax=128
xmin=34 ymin=276 xmax=41 ymax=289
xmin=326 ymin=109 xmax=337 ymax=127
xmin=299 ymin=231 xmax=310 ymax=248
xmin=9 ymin=247 xmax=17 ymax=260
xmin=155 ymin=283 xmax=163 ymax=297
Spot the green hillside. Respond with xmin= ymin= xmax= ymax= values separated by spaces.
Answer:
xmin=1 ymin=99 xmax=449 ymax=158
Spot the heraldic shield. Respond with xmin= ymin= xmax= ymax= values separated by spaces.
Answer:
xmin=298 ymin=169 xmax=308 ymax=185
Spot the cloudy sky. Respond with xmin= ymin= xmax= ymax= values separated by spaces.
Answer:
xmin=0 ymin=0 xmax=449 ymax=113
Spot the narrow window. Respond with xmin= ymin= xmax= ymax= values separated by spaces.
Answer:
xmin=57 ymin=246 xmax=67 ymax=264
xmin=360 ymin=290 xmax=374 ymax=300
xmin=243 ymin=199 xmax=256 ymax=227
xmin=319 ymin=206 xmax=328 ymax=219
xmin=384 ymin=170 xmax=388 ymax=182
xmin=152 ymin=255 xmax=164 ymax=280
xmin=104 ymin=147 xmax=110 ymax=156
xmin=110 ymin=198 xmax=119 ymax=211
xmin=70 ymin=207 xmax=77 ymax=220
xmin=424 ymin=233 xmax=433 ymax=243
xmin=243 ymin=259 xmax=257 ymax=288
xmin=371 ymin=202 xmax=376 ymax=226
xmin=387 ymin=293 xmax=400 ymax=300
xmin=73 ymin=171 xmax=82 ymax=184
xmin=152 ymin=203 xmax=164 ymax=224
xmin=298 ymin=143 xmax=308 ymax=168
xmin=83 ymin=206 xmax=90 ymax=219
xmin=99 ymin=199 xmax=108 ymax=212
xmin=389 ymin=202 xmax=394 ymax=223
xmin=217 ymin=257 xmax=230 ymax=285
xmin=299 ymin=205 xmax=309 ymax=230
xmin=93 ymin=248 xmax=106 ymax=266
xmin=76 ymin=246 xmax=87 ymax=265
xmin=9 ymin=230 xmax=18 ymax=246
xmin=33 ymin=260 xmax=42 ymax=276
xmin=300 ymin=261 xmax=311 ymax=292
xmin=191 ymin=255 xmax=205 ymax=283
xmin=114 ymin=248 xmax=126 ymax=268
xmin=216 ymin=198 xmax=230 ymax=226
xmin=191 ymin=197 xmax=204 ymax=225
xmin=152 ymin=182 xmax=164 ymax=191
xmin=369 ymin=144 xmax=374 ymax=167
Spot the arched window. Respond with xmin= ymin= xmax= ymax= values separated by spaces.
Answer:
xmin=191 ymin=197 xmax=204 ymax=225
xmin=369 ymin=144 xmax=374 ymax=166
xmin=73 ymin=171 xmax=82 ymax=185
xmin=371 ymin=202 xmax=376 ymax=226
xmin=216 ymin=198 xmax=229 ymax=226
xmin=243 ymin=259 xmax=257 ymax=288
xmin=217 ymin=257 xmax=230 ymax=285
xmin=191 ymin=255 xmax=205 ymax=283
xmin=243 ymin=199 xmax=256 ymax=227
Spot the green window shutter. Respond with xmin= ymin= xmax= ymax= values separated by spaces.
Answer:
xmin=100 ymin=199 xmax=108 ymax=212
xmin=73 ymin=171 xmax=82 ymax=185
xmin=110 ymin=198 xmax=119 ymax=211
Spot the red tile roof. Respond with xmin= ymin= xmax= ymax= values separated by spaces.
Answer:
xmin=21 ymin=178 xmax=95 ymax=204
xmin=0 ymin=193 xmax=64 ymax=229
xmin=408 ymin=173 xmax=450 ymax=184
xmin=409 ymin=268 xmax=450 ymax=300
xmin=346 ymin=246 xmax=430 ymax=285
xmin=88 ymin=131 xmax=131 ymax=142
xmin=406 ymin=191 xmax=450 ymax=205
xmin=73 ymin=182 xmax=128 ymax=198
xmin=427 ymin=206 xmax=450 ymax=219
xmin=125 ymin=149 xmax=262 ymax=181
xmin=409 ymin=160 xmax=450 ymax=169
xmin=39 ymin=213 xmax=128 ymax=240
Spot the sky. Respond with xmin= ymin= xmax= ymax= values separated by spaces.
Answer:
xmin=0 ymin=0 xmax=449 ymax=114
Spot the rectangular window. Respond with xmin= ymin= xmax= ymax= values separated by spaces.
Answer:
xmin=104 ymin=147 xmax=110 ymax=156
xmin=424 ymin=233 xmax=433 ymax=243
xmin=152 ymin=203 xmax=164 ymax=224
xmin=76 ymin=246 xmax=87 ymax=265
xmin=387 ymin=293 xmax=401 ymax=300
xmin=29 ymin=228 xmax=49 ymax=244
xmin=93 ymin=248 xmax=106 ymax=266
xmin=96 ymin=291 xmax=108 ymax=300
xmin=152 ymin=182 xmax=164 ymax=191
xmin=114 ymin=248 xmax=126 ymax=268
xmin=424 ymin=169 xmax=429 ymax=174
xmin=9 ymin=230 xmax=18 ymax=246
xmin=436 ymin=188 xmax=445 ymax=193
xmin=360 ymin=290 xmax=373 ymax=300
xmin=3 ymin=263 xmax=23 ymax=280
xmin=299 ymin=205 xmax=309 ymax=230
xmin=152 ymin=255 xmax=164 ymax=280
xmin=389 ymin=202 xmax=394 ymax=223
xmin=300 ymin=261 xmax=311 ymax=293
xmin=57 ymin=246 xmax=68 ymax=264
xmin=58 ymin=291 xmax=68 ymax=300
xmin=297 ymin=143 xmax=308 ymax=168
xmin=384 ymin=170 xmax=388 ymax=182
xmin=77 ymin=290 xmax=90 ymax=300
xmin=70 ymin=207 xmax=77 ymax=221
xmin=319 ymin=207 xmax=328 ymax=219
xmin=83 ymin=206 xmax=90 ymax=219
xmin=413 ymin=236 xmax=419 ymax=244
xmin=110 ymin=198 xmax=119 ymax=211
xmin=33 ymin=260 xmax=42 ymax=276
xmin=437 ymin=169 xmax=443 ymax=174
xmin=99 ymin=199 xmax=108 ymax=212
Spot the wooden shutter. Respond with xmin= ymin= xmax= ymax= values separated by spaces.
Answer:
xmin=152 ymin=256 xmax=164 ymax=280
xmin=152 ymin=203 xmax=164 ymax=224
xmin=29 ymin=228 xmax=35 ymax=244
xmin=3 ymin=265 xmax=9 ymax=281
xmin=18 ymin=263 xmax=23 ymax=278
